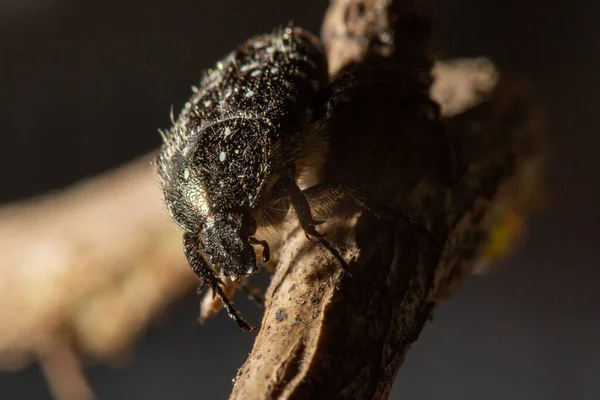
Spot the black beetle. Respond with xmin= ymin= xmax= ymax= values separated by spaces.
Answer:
xmin=156 ymin=26 xmax=350 ymax=331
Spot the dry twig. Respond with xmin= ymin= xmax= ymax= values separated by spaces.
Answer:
xmin=231 ymin=0 xmax=542 ymax=399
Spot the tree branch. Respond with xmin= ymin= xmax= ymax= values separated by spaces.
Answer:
xmin=230 ymin=1 xmax=543 ymax=399
xmin=0 ymin=156 xmax=196 ymax=400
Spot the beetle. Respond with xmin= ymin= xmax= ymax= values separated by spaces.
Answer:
xmin=156 ymin=24 xmax=443 ymax=331
xmin=156 ymin=26 xmax=348 ymax=331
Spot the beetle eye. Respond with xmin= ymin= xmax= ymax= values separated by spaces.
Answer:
xmin=240 ymin=213 xmax=257 ymax=236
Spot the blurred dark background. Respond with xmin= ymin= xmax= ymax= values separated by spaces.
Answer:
xmin=0 ymin=0 xmax=598 ymax=399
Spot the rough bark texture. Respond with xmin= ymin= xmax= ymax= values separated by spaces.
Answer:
xmin=0 ymin=1 xmax=542 ymax=399
xmin=230 ymin=1 xmax=543 ymax=399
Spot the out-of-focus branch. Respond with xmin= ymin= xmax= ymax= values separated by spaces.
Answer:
xmin=0 ymin=2 xmax=541 ymax=400
xmin=230 ymin=0 xmax=543 ymax=399
xmin=0 ymin=155 xmax=195 ymax=400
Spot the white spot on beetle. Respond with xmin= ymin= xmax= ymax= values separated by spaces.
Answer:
xmin=245 ymin=90 xmax=255 ymax=98
xmin=183 ymin=169 xmax=190 ymax=180
xmin=223 ymin=126 xmax=231 ymax=137
xmin=219 ymin=151 xmax=226 ymax=162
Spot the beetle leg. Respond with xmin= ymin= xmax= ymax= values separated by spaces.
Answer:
xmin=302 ymin=179 xmax=441 ymax=247
xmin=248 ymin=237 xmax=270 ymax=263
xmin=183 ymin=232 xmax=257 ymax=332
xmin=314 ymin=68 xmax=441 ymax=126
xmin=283 ymin=177 xmax=349 ymax=271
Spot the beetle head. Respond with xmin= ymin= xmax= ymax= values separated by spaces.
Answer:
xmin=200 ymin=211 xmax=258 ymax=281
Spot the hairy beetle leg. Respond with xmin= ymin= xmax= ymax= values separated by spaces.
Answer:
xmin=210 ymin=280 xmax=257 ymax=332
xmin=249 ymin=237 xmax=270 ymax=263
xmin=316 ymin=67 xmax=441 ymax=125
xmin=302 ymin=179 xmax=442 ymax=248
xmin=184 ymin=232 xmax=257 ymax=332
xmin=285 ymin=177 xmax=349 ymax=271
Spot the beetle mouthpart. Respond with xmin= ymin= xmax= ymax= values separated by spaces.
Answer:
xmin=246 ymin=265 xmax=257 ymax=275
